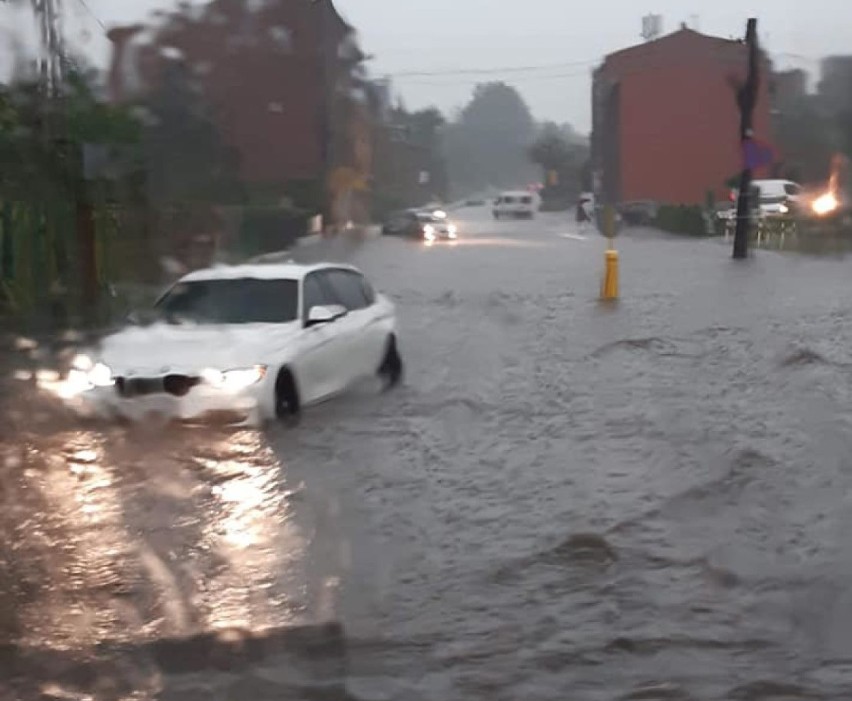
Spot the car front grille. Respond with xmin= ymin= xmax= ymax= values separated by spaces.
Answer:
xmin=116 ymin=375 xmax=201 ymax=398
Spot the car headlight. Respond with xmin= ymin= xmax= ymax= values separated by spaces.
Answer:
xmin=779 ymin=204 xmax=789 ymax=214
xmin=447 ymin=224 xmax=458 ymax=237
xmin=70 ymin=354 xmax=115 ymax=388
xmin=202 ymin=365 xmax=267 ymax=391
xmin=89 ymin=362 xmax=115 ymax=387
xmin=423 ymin=224 xmax=436 ymax=241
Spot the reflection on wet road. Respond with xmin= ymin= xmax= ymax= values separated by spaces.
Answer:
xmin=4 ymin=211 xmax=852 ymax=699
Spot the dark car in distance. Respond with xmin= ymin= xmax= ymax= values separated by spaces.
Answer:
xmin=381 ymin=210 xmax=457 ymax=241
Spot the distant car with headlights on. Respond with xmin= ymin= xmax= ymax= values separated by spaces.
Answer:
xmin=65 ymin=262 xmax=402 ymax=425
xmin=381 ymin=209 xmax=458 ymax=241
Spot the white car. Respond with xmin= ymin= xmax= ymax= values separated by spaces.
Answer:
xmin=67 ymin=262 xmax=402 ymax=425
xmin=721 ymin=179 xmax=803 ymax=220
xmin=753 ymin=179 xmax=803 ymax=217
xmin=493 ymin=191 xmax=538 ymax=219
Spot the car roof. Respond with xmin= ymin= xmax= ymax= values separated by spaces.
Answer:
xmin=179 ymin=261 xmax=359 ymax=283
xmin=499 ymin=190 xmax=533 ymax=196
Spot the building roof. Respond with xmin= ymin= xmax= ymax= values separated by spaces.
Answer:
xmin=598 ymin=27 xmax=752 ymax=80
xmin=603 ymin=28 xmax=739 ymax=63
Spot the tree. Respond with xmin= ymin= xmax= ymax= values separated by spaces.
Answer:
xmin=444 ymin=82 xmax=536 ymax=196
xmin=528 ymin=122 xmax=589 ymax=210
xmin=139 ymin=59 xmax=243 ymax=207
xmin=772 ymin=97 xmax=838 ymax=185
xmin=0 ymin=70 xmax=142 ymax=319
xmin=370 ymin=103 xmax=449 ymax=217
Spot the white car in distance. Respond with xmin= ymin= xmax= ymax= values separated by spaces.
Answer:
xmin=68 ymin=262 xmax=402 ymax=425
xmin=493 ymin=191 xmax=538 ymax=219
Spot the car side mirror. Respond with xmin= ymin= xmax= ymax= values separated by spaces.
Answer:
xmin=306 ymin=304 xmax=347 ymax=327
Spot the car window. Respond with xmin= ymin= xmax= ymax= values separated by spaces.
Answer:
xmin=323 ymin=269 xmax=370 ymax=311
xmin=155 ymin=278 xmax=299 ymax=324
xmin=360 ymin=275 xmax=376 ymax=305
xmin=302 ymin=272 xmax=335 ymax=319
xmin=503 ymin=196 xmax=515 ymax=204
xmin=521 ymin=196 xmax=532 ymax=204
xmin=784 ymin=183 xmax=801 ymax=196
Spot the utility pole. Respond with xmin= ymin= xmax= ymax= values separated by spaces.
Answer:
xmin=732 ymin=18 xmax=759 ymax=260
xmin=315 ymin=0 xmax=334 ymax=232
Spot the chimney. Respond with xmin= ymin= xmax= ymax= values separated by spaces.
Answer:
xmin=107 ymin=24 xmax=144 ymax=102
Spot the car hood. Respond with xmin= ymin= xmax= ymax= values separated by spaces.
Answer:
xmin=94 ymin=321 xmax=300 ymax=375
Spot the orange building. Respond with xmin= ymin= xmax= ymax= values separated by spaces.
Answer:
xmin=592 ymin=28 xmax=774 ymax=206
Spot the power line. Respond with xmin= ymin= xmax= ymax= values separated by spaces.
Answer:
xmin=399 ymin=48 xmax=748 ymax=88
xmin=403 ymin=69 xmax=593 ymax=87
xmin=388 ymin=58 xmax=596 ymax=78
xmin=71 ymin=0 xmax=106 ymax=32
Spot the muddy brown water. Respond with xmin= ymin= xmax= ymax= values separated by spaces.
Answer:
xmin=2 ymin=214 xmax=852 ymax=700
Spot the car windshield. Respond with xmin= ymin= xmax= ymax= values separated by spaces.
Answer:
xmin=416 ymin=213 xmax=441 ymax=222
xmin=154 ymin=277 xmax=299 ymax=324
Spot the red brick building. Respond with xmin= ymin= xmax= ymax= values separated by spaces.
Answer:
xmin=107 ymin=0 xmax=366 ymax=208
xmin=592 ymin=28 xmax=774 ymax=206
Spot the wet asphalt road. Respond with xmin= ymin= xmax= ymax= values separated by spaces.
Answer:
xmin=3 ymin=208 xmax=852 ymax=700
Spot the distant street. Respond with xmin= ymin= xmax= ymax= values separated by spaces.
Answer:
xmin=4 ymin=208 xmax=852 ymax=700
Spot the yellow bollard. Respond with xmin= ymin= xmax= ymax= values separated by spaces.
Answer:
xmin=601 ymin=247 xmax=619 ymax=301
xmin=600 ymin=204 xmax=619 ymax=301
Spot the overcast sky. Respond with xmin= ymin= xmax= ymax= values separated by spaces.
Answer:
xmin=9 ymin=0 xmax=852 ymax=133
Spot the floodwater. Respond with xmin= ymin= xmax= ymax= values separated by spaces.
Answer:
xmin=3 ymin=210 xmax=852 ymax=700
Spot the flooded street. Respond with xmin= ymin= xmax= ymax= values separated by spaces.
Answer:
xmin=4 ymin=209 xmax=852 ymax=700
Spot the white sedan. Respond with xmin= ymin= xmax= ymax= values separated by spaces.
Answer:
xmin=67 ymin=262 xmax=402 ymax=425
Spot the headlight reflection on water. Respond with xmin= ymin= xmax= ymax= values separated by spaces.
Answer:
xmin=20 ymin=433 xmax=134 ymax=649
xmin=197 ymin=431 xmax=307 ymax=631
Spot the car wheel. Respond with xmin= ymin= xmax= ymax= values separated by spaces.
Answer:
xmin=377 ymin=335 xmax=403 ymax=389
xmin=275 ymin=367 xmax=301 ymax=423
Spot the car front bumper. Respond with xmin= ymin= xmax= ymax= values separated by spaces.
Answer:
xmin=74 ymin=380 xmax=271 ymax=426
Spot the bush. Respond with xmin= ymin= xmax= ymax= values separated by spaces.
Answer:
xmin=655 ymin=204 xmax=708 ymax=237
xmin=231 ymin=206 xmax=309 ymax=258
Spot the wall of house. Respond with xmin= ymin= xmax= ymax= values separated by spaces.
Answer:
xmin=593 ymin=30 xmax=773 ymax=206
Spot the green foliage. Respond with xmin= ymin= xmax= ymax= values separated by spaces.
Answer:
xmin=773 ymin=96 xmax=840 ymax=184
xmin=655 ymin=204 xmax=708 ymax=237
xmin=529 ymin=122 xmax=590 ymax=209
xmin=0 ymin=72 xmax=144 ymax=324
xmin=235 ymin=206 xmax=308 ymax=257
xmin=139 ymin=62 xmax=244 ymax=207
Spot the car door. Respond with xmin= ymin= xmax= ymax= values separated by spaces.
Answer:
xmin=322 ymin=268 xmax=385 ymax=381
xmin=402 ymin=212 xmax=421 ymax=237
xmin=290 ymin=271 xmax=350 ymax=404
